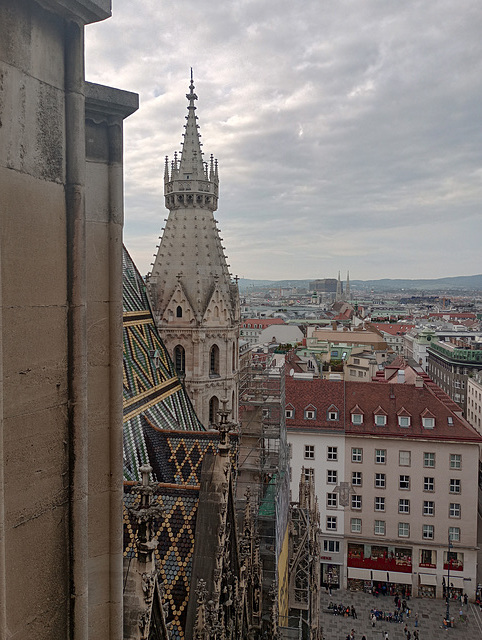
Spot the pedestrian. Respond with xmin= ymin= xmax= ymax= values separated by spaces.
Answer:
xmin=350 ymin=628 xmax=355 ymax=639
xmin=384 ymin=632 xmax=389 ymax=640
xmin=407 ymin=631 xmax=411 ymax=640
xmin=361 ymin=636 xmax=367 ymax=640
xmin=371 ymin=613 xmax=376 ymax=627
xmin=413 ymin=630 xmax=419 ymax=640
xmin=414 ymin=612 xmax=418 ymax=627
xmin=464 ymin=592 xmax=468 ymax=606
xmin=351 ymin=605 xmax=357 ymax=619
xmin=403 ymin=624 xmax=408 ymax=636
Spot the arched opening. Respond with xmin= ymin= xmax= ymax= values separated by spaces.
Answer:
xmin=209 ymin=344 xmax=220 ymax=377
xmin=173 ymin=344 xmax=185 ymax=375
xmin=209 ymin=396 xmax=219 ymax=426
xmin=232 ymin=341 xmax=236 ymax=372
xmin=176 ymin=305 xmax=183 ymax=318
xmin=231 ymin=390 xmax=236 ymax=421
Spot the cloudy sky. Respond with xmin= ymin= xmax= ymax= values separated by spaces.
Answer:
xmin=85 ymin=0 xmax=482 ymax=281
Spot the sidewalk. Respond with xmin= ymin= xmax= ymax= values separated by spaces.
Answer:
xmin=319 ymin=588 xmax=482 ymax=640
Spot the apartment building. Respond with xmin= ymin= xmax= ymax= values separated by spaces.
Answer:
xmin=286 ymin=376 xmax=481 ymax=598
xmin=427 ymin=338 xmax=482 ymax=413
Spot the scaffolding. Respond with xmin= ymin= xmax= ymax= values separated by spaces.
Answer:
xmin=236 ymin=350 xmax=291 ymax=635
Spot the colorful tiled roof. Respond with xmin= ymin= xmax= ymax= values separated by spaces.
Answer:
xmin=123 ymin=246 xmax=204 ymax=480
xmin=124 ymin=483 xmax=199 ymax=640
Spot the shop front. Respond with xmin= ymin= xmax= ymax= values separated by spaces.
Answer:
xmin=419 ymin=573 xmax=437 ymax=598
xmin=347 ymin=567 xmax=372 ymax=593
xmin=347 ymin=543 xmax=412 ymax=595
xmin=387 ymin=572 xmax=412 ymax=597
xmin=443 ymin=576 xmax=465 ymax=600
xmin=322 ymin=563 xmax=341 ymax=591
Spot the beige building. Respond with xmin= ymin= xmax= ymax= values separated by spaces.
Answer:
xmin=346 ymin=435 xmax=479 ymax=598
xmin=148 ymin=75 xmax=240 ymax=427
xmin=1 ymin=1 xmax=137 ymax=638
xmin=285 ymin=376 xmax=481 ymax=599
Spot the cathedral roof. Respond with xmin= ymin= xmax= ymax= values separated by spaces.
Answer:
xmin=123 ymin=428 xmax=238 ymax=640
xmin=123 ymin=247 xmax=204 ymax=481
xmin=124 ymin=483 xmax=199 ymax=640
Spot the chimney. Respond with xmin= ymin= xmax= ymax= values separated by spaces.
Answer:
xmin=397 ymin=370 xmax=405 ymax=383
xmin=415 ymin=376 xmax=423 ymax=388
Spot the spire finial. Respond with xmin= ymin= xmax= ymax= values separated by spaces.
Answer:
xmin=187 ymin=68 xmax=197 ymax=107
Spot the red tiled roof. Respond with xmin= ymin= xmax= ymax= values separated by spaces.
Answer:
xmin=241 ymin=318 xmax=285 ymax=329
xmin=285 ymin=376 xmax=481 ymax=442
xmin=371 ymin=323 xmax=415 ymax=336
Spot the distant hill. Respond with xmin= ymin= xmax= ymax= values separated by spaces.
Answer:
xmin=238 ymin=274 xmax=482 ymax=293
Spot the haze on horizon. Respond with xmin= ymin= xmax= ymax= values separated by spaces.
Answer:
xmin=86 ymin=0 xmax=482 ymax=282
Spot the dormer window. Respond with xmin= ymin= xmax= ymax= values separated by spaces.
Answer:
xmin=375 ymin=414 xmax=387 ymax=426
xmin=447 ymin=416 xmax=454 ymax=426
xmin=422 ymin=417 xmax=435 ymax=429
xmin=305 ymin=410 xmax=316 ymax=420
xmin=327 ymin=405 xmax=339 ymax=421
xmin=352 ymin=414 xmax=363 ymax=425
xmin=286 ymin=405 xmax=295 ymax=419
xmin=398 ymin=416 xmax=411 ymax=427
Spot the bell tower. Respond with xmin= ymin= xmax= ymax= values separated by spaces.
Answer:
xmin=148 ymin=72 xmax=240 ymax=427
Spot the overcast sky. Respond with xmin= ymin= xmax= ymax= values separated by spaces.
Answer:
xmin=85 ymin=0 xmax=482 ymax=281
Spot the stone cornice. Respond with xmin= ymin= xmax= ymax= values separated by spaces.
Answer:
xmin=36 ymin=0 xmax=111 ymax=24
xmin=85 ymin=81 xmax=139 ymax=122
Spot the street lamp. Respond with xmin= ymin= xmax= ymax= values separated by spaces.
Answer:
xmin=445 ymin=533 xmax=454 ymax=627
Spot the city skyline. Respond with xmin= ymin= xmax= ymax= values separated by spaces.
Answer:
xmin=86 ymin=0 xmax=482 ymax=281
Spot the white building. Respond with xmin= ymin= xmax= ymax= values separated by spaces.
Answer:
xmin=286 ymin=375 xmax=481 ymax=598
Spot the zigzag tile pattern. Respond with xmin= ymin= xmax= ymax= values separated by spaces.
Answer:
xmin=122 ymin=247 xmax=204 ymax=481
xmin=124 ymin=484 xmax=199 ymax=640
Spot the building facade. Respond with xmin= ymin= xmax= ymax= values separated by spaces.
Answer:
xmin=427 ymin=338 xmax=482 ymax=414
xmin=286 ymin=377 xmax=481 ymax=599
xmin=148 ymin=74 xmax=240 ymax=427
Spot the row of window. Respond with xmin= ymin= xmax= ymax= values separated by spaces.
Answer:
xmin=304 ymin=445 xmax=339 ymax=459
xmin=351 ymin=471 xmax=461 ymax=493
xmin=173 ymin=343 xmax=237 ymax=377
xmin=350 ymin=448 xmax=461 ymax=469
xmin=291 ymin=408 xmax=452 ymax=428
xmin=349 ymin=495 xmax=461 ymax=518
xmin=307 ymin=467 xmax=462 ymax=494
xmin=349 ymin=519 xmax=460 ymax=541
xmin=303 ymin=445 xmax=462 ymax=469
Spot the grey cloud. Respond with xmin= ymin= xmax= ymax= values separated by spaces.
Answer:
xmin=86 ymin=0 xmax=482 ymax=280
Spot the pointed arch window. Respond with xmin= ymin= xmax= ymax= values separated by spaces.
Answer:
xmin=209 ymin=396 xmax=219 ymax=426
xmin=174 ymin=345 xmax=185 ymax=375
xmin=210 ymin=344 xmax=220 ymax=377
xmin=176 ymin=305 xmax=183 ymax=318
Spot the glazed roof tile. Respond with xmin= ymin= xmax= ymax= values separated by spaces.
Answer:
xmin=123 ymin=246 xmax=204 ymax=481
xmin=124 ymin=484 xmax=199 ymax=640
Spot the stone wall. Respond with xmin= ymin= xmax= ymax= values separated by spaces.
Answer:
xmin=0 ymin=1 xmax=137 ymax=638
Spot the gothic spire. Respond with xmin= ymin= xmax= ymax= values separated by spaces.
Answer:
xmin=178 ymin=69 xmax=205 ymax=178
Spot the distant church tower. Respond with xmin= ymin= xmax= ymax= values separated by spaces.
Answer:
xmin=335 ymin=271 xmax=342 ymax=302
xmin=345 ymin=271 xmax=350 ymax=301
xmin=147 ymin=72 xmax=240 ymax=427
